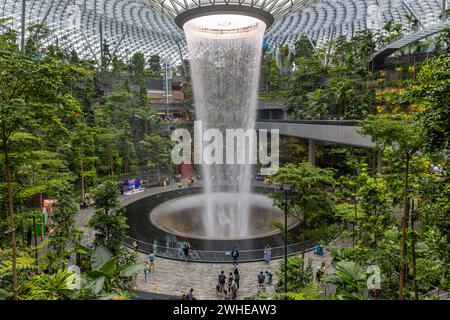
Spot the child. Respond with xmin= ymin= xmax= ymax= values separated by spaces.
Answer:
xmin=144 ymin=265 xmax=149 ymax=283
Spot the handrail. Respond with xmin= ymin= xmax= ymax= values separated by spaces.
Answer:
xmin=124 ymin=235 xmax=322 ymax=263
xmin=125 ymin=235 xmax=317 ymax=253
xmin=257 ymin=119 xmax=359 ymax=126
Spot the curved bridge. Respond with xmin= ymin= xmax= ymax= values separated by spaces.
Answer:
xmin=256 ymin=119 xmax=374 ymax=148
xmin=256 ymin=119 xmax=375 ymax=166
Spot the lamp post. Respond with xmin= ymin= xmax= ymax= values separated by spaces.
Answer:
xmin=280 ymin=184 xmax=292 ymax=299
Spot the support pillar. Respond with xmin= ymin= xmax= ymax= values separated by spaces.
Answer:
xmin=376 ymin=149 xmax=383 ymax=174
xmin=308 ymin=139 xmax=316 ymax=166
xmin=442 ymin=0 xmax=447 ymax=21
xmin=20 ymin=0 xmax=26 ymax=52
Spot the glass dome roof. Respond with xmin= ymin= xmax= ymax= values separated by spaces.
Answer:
xmin=0 ymin=0 xmax=446 ymax=65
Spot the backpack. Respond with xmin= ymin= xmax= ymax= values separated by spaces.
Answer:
xmin=218 ymin=274 xmax=226 ymax=284
xmin=149 ymin=254 xmax=155 ymax=262
xmin=258 ymin=274 xmax=265 ymax=285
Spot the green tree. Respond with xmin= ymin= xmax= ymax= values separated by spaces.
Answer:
xmin=361 ymin=113 xmax=426 ymax=299
xmin=129 ymin=52 xmax=145 ymax=79
xmin=148 ymin=54 xmax=161 ymax=74
xmin=261 ymin=55 xmax=281 ymax=91
xmin=0 ymin=31 xmax=86 ymax=299
xmin=276 ymin=257 xmax=313 ymax=293
xmin=357 ymin=173 xmax=394 ymax=248
xmin=269 ymin=162 xmax=335 ymax=267
xmin=48 ymin=193 xmax=82 ymax=266
xmin=139 ymin=134 xmax=174 ymax=182
xmin=88 ymin=181 xmax=128 ymax=255
xmin=67 ymin=121 xmax=97 ymax=201
xmin=407 ymin=32 xmax=450 ymax=151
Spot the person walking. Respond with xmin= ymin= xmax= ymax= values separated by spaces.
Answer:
xmin=316 ymin=261 xmax=326 ymax=282
xmin=265 ymin=271 xmax=273 ymax=285
xmin=227 ymin=272 xmax=234 ymax=289
xmin=231 ymin=247 xmax=239 ymax=267
xmin=224 ymin=287 xmax=232 ymax=300
xmin=217 ymin=271 xmax=226 ymax=295
xmin=148 ymin=250 xmax=156 ymax=272
xmin=183 ymin=243 xmax=190 ymax=262
xmin=144 ymin=264 xmax=149 ymax=283
xmin=263 ymin=245 xmax=271 ymax=263
xmin=176 ymin=174 xmax=182 ymax=188
xmin=230 ymin=282 xmax=238 ymax=300
xmin=233 ymin=268 xmax=240 ymax=289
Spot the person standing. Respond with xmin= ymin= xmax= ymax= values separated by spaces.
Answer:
xmin=186 ymin=288 xmax=196 ymax=300
xmin=231 ymin=246 xmax=239 ymax=267
xmin=132 ymin=240 xmax=139 ymax=252
xmin=149 ymin=250 xmax=156 ymax=272
xmin=263 ymin=245 xmax=271 ymax=263
xmin=233 ymin=268 xmax=240 ymax=289
xmin=258 ymin=271 xmax=266 ymax=288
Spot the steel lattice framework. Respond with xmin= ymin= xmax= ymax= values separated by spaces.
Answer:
xmin=138 ymin=0 xmax=313 ymax=21
xmin=0 ymin=0 xmax=446 ymax=65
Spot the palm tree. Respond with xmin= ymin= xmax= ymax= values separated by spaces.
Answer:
xmin=83 ymin=246 xmax=146 ymax=299
xmin=20 ymin=270 xmax=79 ymax=300
xmin=323 ymin=260 xmax=368 ymax=300
xmin=134 ymin=107 xmax=159 ymax=135
xmin=406 ymin=14 xmax=418 ymax=33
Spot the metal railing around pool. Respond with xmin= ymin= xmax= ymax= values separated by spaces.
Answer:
xmin=124 ymin=236 xmax=321 ymax=263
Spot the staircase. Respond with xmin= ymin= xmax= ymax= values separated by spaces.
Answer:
xmin=423 ymin=287 xmax=450 ymax=300
xmin=372 ymin=21 xmax=450 ymax=64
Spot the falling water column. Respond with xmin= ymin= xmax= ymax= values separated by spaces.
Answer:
xmin=183 ymin=15 xmax=266 ymax=238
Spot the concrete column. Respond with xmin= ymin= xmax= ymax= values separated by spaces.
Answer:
xmin=308 ymin=139 xmax=316 ymax=166
xmin=376 ymin=149 xmax=383 ymax=174
xmin=20 ymin=0 xmax=26 ymax=52
xmin=442 ymin=0 xmax=447 ymax=21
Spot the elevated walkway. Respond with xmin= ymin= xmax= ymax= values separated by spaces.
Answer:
xmin=371 ymin=21 xmax=450 ymax=64
xmin=256 ymin=120 xmax=374 ymax=148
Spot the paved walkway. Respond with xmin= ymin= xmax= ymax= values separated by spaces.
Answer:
xmin=75 ymin=185 xmax=174 ymax=245
xmin=74 ymin=184 xmax=343 ymax=300
xmin=134 ymin=248 xmax=336 ymax=300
